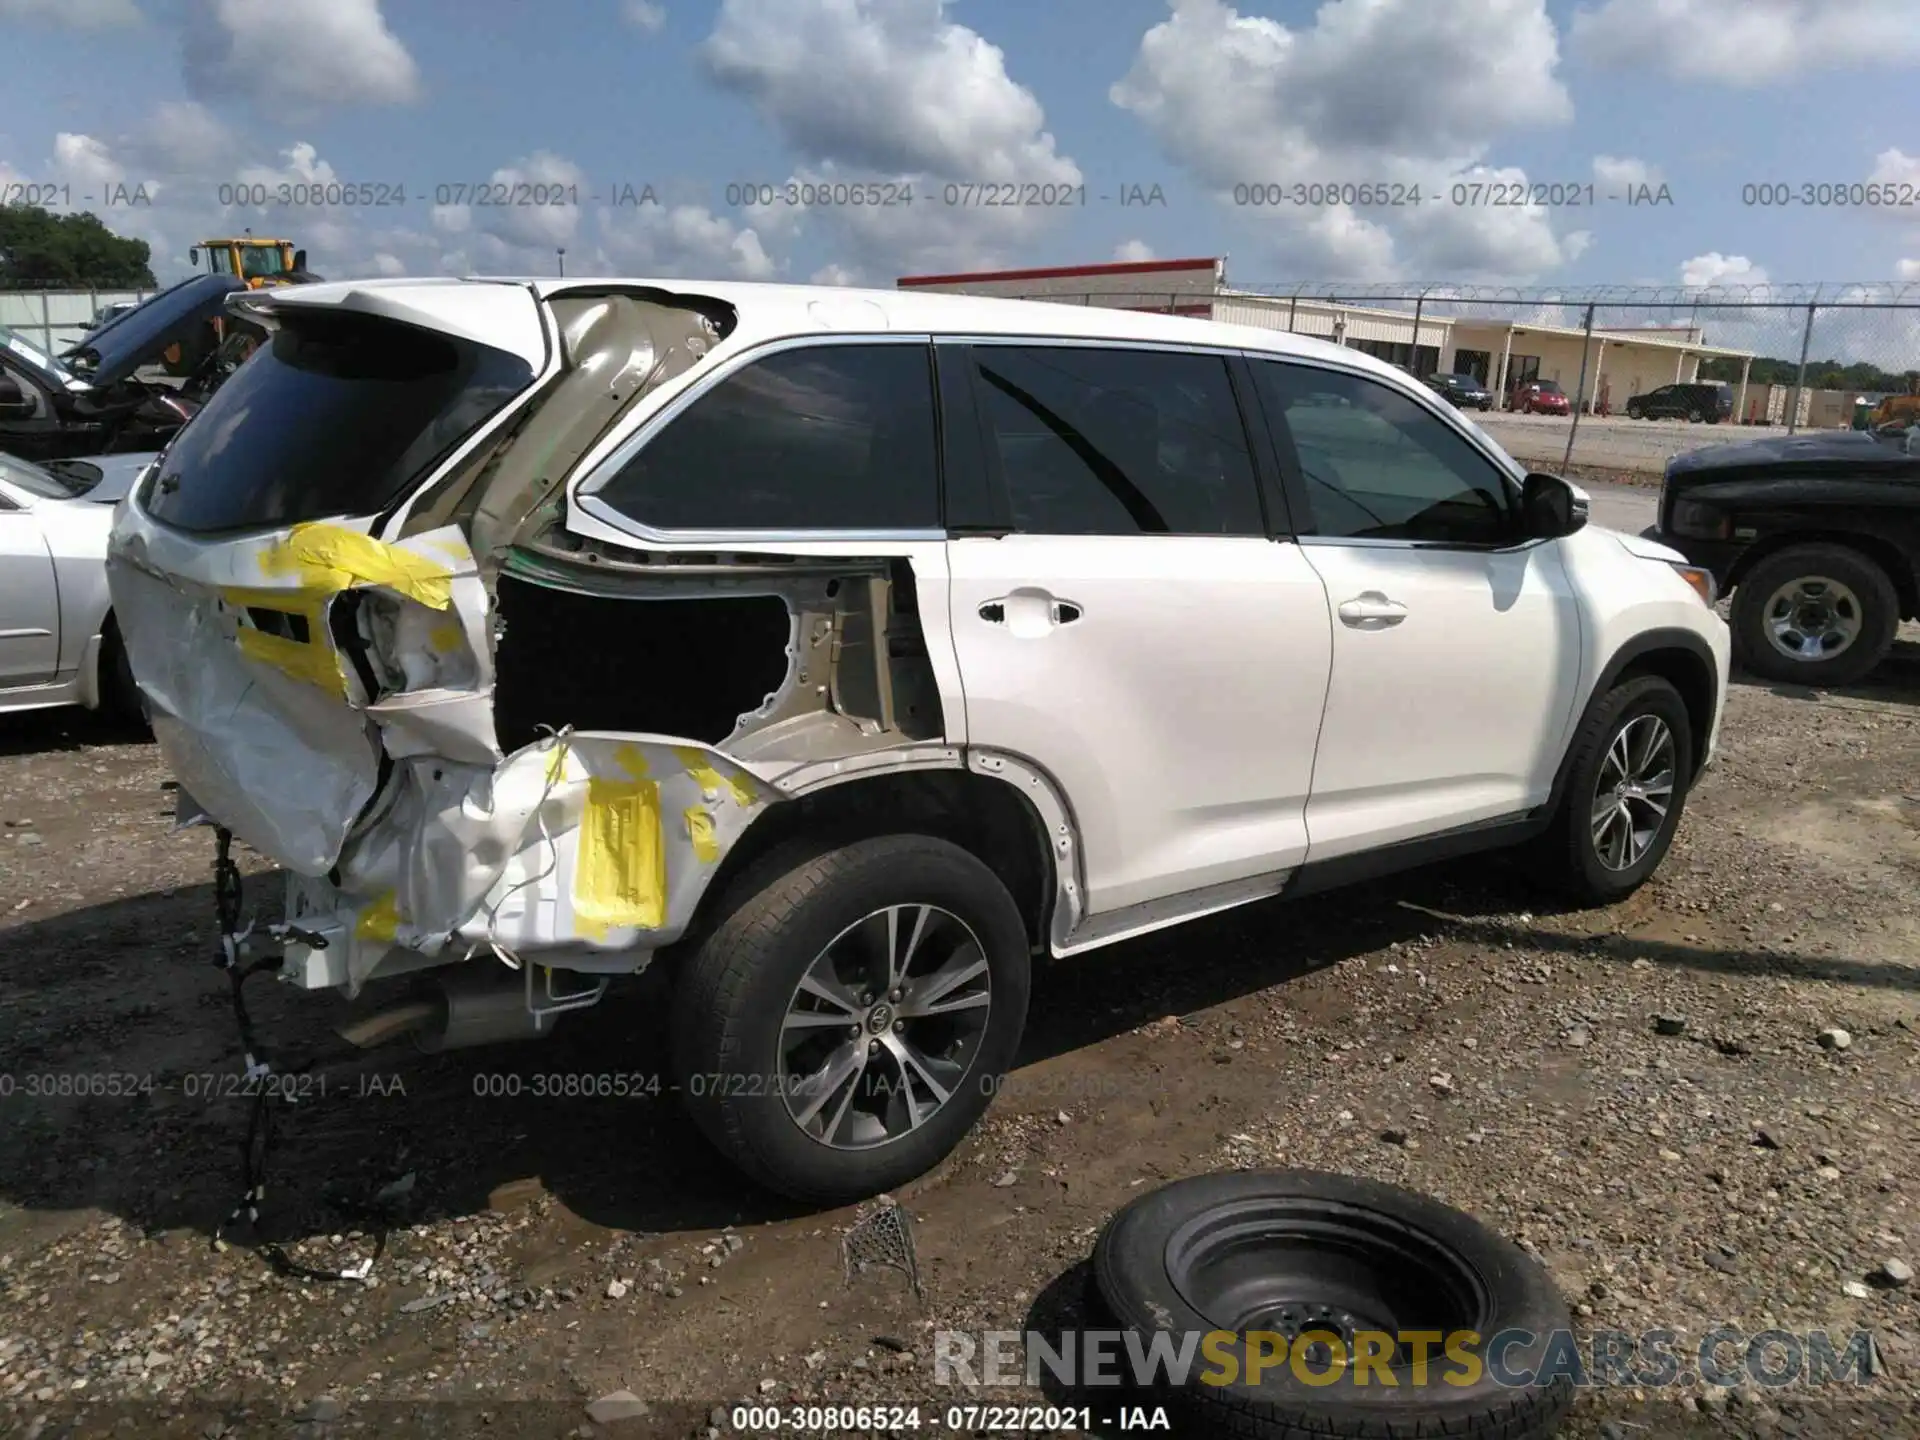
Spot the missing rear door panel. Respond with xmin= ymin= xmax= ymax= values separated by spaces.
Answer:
xmin=492 ymin=576 xmax=792 ymax=751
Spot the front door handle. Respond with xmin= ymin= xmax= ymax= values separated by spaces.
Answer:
xmin=978 ymin=589 xmax=1081 ymax=638
xmin=1337 ymin=591 xmax=1408 ymax=629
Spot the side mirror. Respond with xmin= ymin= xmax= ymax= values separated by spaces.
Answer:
xmin=189 ymin=247 xmax=200 ymax=265
xmin=1521 ymin=472 xmax=1588 ymax=540
xmin=293 ymin=249 xmax=308 ymax=271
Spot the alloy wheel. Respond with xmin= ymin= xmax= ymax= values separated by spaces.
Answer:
xmin=1762 ymin=576 xmax=1862 ymax=663
xmin=779 ymin=904 xmax=992 ymax=1150
xmin=1590 ymin=714 xmax=1676 ymax=871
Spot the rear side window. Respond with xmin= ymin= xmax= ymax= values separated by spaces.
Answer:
xmin=145 ymin=312 xmax=533 ymax=534
xmin=591 ymin=343 xmax=940 ymax=531
xmin=966 ymin=345 xmax=1263 ymax=536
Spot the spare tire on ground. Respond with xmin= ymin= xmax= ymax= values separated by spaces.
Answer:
xmin=1091 ymin=1169 xmax=1575 ymax=1440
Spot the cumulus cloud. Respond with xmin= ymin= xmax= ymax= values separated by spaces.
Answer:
xmin=1113 ymin=238 xmax=1157 ymax=261
xmin=9 ymin=103 xmax=784 ymax=286
xmin=1679 ymin=252 xmax=1770 ymax=290
xmin=1110 ymin=0 xmax=1581 ymax=280
xmin=1592 ymin=155 xmax=1661 ymax=190
xmin=183 ymin=0 xmax=420 ymax=108
xmin=623 ymin=0 xmax=666 ymax=31
xmin=468 ymin=151 xmax=589 ymax=251
xmin=810 ymin=262 xmax=860 ymax=285
xmin=701 ymin=0 xmax=1082 ymax=275
xmin=1572 ymin=0 xmax=1920 ymax=84
xmin=0 ymin=0 xmax=141 ymax=27
xmin=598 ymin=202 xmax=778 ymax=280
xmin=1899 ymin=258 xmax=1920 ymax=282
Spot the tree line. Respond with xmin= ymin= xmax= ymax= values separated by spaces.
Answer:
xmin=1700 ymin=352 xmax=1920 ymax=395
xmin=0 ymin=203 xmax=156 ymax=287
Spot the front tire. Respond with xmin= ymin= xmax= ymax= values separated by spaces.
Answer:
xmin=1536 ymin=675 xmax=1693 ymax=906
xmin=1731 ymin=544 xmax=1898 ymax=687
xmin=671 ymin=834 xmax=1031 ymax=1204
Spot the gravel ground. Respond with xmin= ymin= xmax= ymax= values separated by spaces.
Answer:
xmin=3 ymin=636 xmax=1919 ymax=1440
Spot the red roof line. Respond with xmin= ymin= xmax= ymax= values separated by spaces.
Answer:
xmin=897 ymin=256 xmax=1221 ymax=287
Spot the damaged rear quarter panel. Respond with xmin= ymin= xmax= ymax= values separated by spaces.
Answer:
xmin=109 ymin=504 xmax=775 ymax=995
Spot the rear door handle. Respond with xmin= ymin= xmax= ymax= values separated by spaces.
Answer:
xmin=1337 ymin=592 xmax=1408 ymax=628
xmin=978 ymin=589 xmax=1081 ymax=637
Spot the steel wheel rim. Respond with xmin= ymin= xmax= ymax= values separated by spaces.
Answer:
xmin=778 ymin=903 xmax=991 ymax=1151
xmin=1590 ymin=714 xmax=1676 ymax=871
xmin=1163 ymin=1198 xmax=1488 ymax=1369
xmin=1762 ymin=576 xmax=1862 ymax=662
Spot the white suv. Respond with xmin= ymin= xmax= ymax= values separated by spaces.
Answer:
xmin=107 ymin=278 xmax=1730 ymax=1202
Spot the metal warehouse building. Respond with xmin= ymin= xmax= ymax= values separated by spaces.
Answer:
xmin=897 ymin=256 xmax=1760 ymax=420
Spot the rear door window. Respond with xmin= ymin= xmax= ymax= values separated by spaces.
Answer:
xmin=964 ymin=344 xmax=1264 ymax=535
xmin=589 ymin=342 xmax=940 ymax=531
xmin=144 ymin=310 xmax=534 ymax=535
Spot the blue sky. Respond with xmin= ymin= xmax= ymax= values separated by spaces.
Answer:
xmin=1 ymin=0 xmax=1917 ymax=299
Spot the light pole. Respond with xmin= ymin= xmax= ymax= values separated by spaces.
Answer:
xmin=557 ymin=247 xmax=566 ymax=277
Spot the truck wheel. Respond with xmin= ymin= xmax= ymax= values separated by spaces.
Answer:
xmin=671 ymin=834 xmax=1031 ymax=1204
xmin=1626 ymin=402 xmax=1642 ymax=419
xmin=1687 ymin=408 xmax=1703 ymax=422
xmin=1731 ymin=544 xmax=1898 ymax=687
xmin=1091 ymin=1170 xmax=1574 ymax=1440
xmin=1535 ymin=674 xmax=1693 ymax=906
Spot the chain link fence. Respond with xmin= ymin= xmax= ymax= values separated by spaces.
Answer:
xmin=913 ymin=280 xmax=1920 ymax=479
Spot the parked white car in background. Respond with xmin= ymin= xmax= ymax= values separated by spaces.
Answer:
xmin=0 ymin=450 xmax=156 ymax=718
xmin=106 ymin=277 xmax=1730 ymax=1202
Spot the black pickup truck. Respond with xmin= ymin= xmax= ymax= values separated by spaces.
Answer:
xmin=1646 ymin=425 xmax=1920 ymax=686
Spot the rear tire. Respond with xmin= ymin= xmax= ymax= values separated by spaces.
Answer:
xmin=1731 ymin=544 xmax=1898 ymax=687
xmin=1535 ymin=675 xmax=1693 ymax=906
xmin=670 ymin=833 xmax=1031 ymax=1204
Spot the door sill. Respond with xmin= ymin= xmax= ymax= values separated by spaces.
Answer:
xmin=1281 ymin=809 xmax=1546 ymax=900
xmin=1054 ymin=865 xmax=1296 ymax=958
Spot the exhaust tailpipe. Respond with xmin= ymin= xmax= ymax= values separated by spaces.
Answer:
xmin=338 ymin=967 xmax=562 ymax=1053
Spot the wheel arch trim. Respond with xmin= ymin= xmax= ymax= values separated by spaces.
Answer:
xmin=742 ymin=744 xmax=1088 ymax=954
xmin=1547 ymin=627 xmax=1720 ymax=818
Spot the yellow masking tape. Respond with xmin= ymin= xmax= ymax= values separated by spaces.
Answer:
xmin=257 ymin=523 xmax=454 ymax=610
xmin=235 ymin=624 xmax=351 ymax=696
xmin=685 ymin=806 xmax=718 ymax=863
xmin=612 ymin=743 xmax=651 ymax=779
xmin=221 ymin=587 xmax=347 ymax=694
xmin=573 ymin=776 xmax=666 ymax=937
xmin=672 ymin=745 xmax=755 ymax=807
xmin=355 ymin=891 xmax=401 ymax=943
xmin=428 ymin=620 xmax=464 ymax=652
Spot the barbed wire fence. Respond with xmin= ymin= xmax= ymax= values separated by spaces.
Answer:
xmin=972 ymin=281 xmax=1920 ymax=476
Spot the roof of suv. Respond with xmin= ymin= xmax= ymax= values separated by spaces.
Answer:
xmin=240 ymin=274 xmax=1409 ymax=386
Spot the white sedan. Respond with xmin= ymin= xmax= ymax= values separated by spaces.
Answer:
xmin=0 ymin=450 xmax=159 ymax=719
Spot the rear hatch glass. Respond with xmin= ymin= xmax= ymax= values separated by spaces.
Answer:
xmin=144 ymin=309 xmax=535 ymax=535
